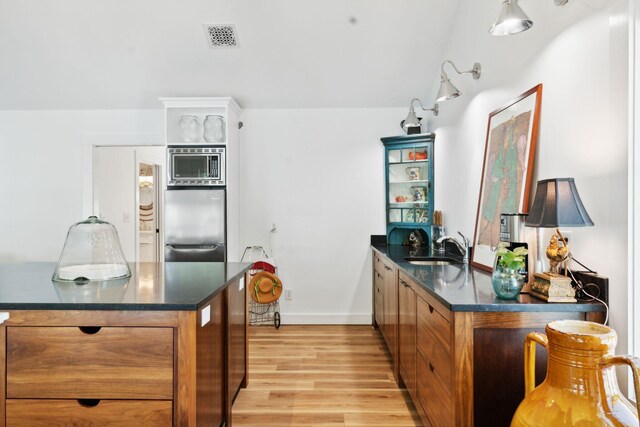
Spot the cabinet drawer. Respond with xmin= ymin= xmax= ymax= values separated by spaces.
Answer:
xmin=7 ymin=327 xmax=173 ymax=399
xmin=417 ymin=350 xmax=452 ymax=427
xmin=374 ymin=253 xmax=387 ymax=277
xmin=417 ymin=296 xmax=451 ymax=387
xmin=6 ymin=399 xmax=172 ymax=426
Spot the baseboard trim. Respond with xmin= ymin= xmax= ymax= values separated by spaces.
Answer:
xmin=278 ymin=313 xmax=372 ymax=325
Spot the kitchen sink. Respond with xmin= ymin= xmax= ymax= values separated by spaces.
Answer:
xmin=404 ymin=257 xmax=462 ymax=266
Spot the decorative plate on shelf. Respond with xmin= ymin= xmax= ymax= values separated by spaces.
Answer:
xmin=410 ymin=186 xmax=426 ymax=202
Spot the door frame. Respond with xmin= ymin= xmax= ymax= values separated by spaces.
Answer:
xmin=87 ymin=144 xmax=165 ymax=263
xmin=135 ymin=150 xmax=166 ymax=263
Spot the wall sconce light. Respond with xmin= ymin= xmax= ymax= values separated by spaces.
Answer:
xmin=436 ymin=61 xmax=482 ymax=102
xmin=489 ymin=0 xmax=569 ymax=36
xmin=401 ymin=99 xmax=438 ymax=134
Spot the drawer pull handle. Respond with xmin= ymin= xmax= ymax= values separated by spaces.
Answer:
xmin=428 ymin=305 xmax=434 ymax=314
xmin=77 ymin=399 xmax=101 ymax=408
xmin=429 ymin=362 xmax=435 ymax=372
xmin=79 ymin=326 xmax=102 ymax=335
xmin=384 ymin=266 xmax=392 ymax=271
xmin=400 ymin=280 xmax=408 ymax=288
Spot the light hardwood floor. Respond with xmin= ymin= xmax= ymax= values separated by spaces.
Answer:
xmin=233 ymin=325 xmax=422 ymax=427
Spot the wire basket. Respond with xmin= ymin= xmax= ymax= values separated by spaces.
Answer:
xmin=242 ymin=246 xmax=281 ymax=329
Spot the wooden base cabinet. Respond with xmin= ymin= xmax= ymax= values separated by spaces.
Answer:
xmin=414 ymin=284 xmax=453 ymax=427
xmin=373 ymin=252 xmax=399 ymax=380
xmin=398 ymin=276 xmax=416 ymax=402
xmin=379 ymin=255 xmax=606 ymax=427
xmin=0 ymin=279 xmax=247 ymax=427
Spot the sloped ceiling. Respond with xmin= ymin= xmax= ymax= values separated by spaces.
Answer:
xmin=0 ymin=0 xmax=459 ymax=109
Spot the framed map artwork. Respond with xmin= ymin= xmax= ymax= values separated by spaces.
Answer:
xmin=471 ymin=84 xmax=542 ymax=271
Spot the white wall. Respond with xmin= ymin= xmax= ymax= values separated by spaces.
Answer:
xmin=0 ymin=110 xmax=162 ymax=262
xmin=429 ymin=0 xmax=630 ymax=387
xmin=239 ymin=108 xmax=405 ymax=324
xmin=0 ymin=107 xmax=404 ymax=325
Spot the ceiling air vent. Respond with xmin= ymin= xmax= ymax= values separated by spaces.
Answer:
xmin=203 ymin=24 xmax=239 ymax=48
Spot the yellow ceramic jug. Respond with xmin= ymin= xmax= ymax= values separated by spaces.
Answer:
xmin=511 ymin=320 xmax=640 ymax=426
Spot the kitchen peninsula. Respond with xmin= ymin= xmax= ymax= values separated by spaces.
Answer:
xmin=0 ymin=261 xmax=251 ymax=427
xmin=372 ymin=243 xmax=606 ymax=427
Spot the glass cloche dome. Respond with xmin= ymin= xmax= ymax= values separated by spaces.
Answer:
xmin=52 ymin=216 xmax=131 ymax=283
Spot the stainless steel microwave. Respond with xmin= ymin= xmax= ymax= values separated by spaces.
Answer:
xmin=167 ymin=146 xmax=225 ymax=187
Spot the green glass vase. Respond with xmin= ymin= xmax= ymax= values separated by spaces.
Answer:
xmin=492 ymin=264 xmax=525 ymax=299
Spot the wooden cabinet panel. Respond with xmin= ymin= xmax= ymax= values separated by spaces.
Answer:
xmin=226 ymin=279 xmax=247 ymax=427
xmin=373 ymin=250 xmax=399 ymax=382
xmin=417 ymin=349 xmax=452 ymax=427
xmin=383 ymin=261 xmax=397 ymax=355
xmin=417 ymin=296 xmax=452 ymax=388
xmin=374 ymin=270 xmax=384 ymax=327
xmin=398 ymin=276 xmax=417 ymax=401
xmin=196 ymin=294 xmax=224 ymax=427
xmin=6 ymin=399 xmax=172 ymax=426
xmin=227 ymin=279 xmax=246 ymax=400
xmin=6 ymin=327 xmax=173 ymax=399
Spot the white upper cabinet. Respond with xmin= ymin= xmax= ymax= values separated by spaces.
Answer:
xmin=159 ymin=97 xmax=242 ymax=146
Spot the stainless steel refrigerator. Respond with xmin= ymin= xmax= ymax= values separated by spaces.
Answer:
xmin=164 ymin=189 xmax=226 ymax=262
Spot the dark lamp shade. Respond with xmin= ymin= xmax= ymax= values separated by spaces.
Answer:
xmin=525 ymin=178 xmax=594 ymax=228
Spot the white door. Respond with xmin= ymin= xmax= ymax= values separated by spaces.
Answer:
xmin=138 ymin=163 xmax=158 ymax=262
xmin=93 ymin=146 xmax=165 ymax=263
xmin=135 ymin=148 xmax=165 ymax=263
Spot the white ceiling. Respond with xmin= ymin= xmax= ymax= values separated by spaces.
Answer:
xmin=0 ymin=0 xmax=460 ymax=110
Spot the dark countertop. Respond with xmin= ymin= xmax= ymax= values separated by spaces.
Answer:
xmin=372 ymin=244 xmax=605 ymax=313
xmin=0 ymin=262 xmax=252 ymax=311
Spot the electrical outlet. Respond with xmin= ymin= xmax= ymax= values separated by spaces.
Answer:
xmin=560 ymin=230 xmax=572 ymax=245
xmin=285 ymin=289 xmax=292 ymax=300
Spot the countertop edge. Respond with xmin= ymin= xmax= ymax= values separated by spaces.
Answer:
xmin=371 ymin=245 xmax=605 ymax=313
xmin=194 ymin=265 xmax=252 ymax=309
xmin=0 ymin=262 xmax=253 ymax=311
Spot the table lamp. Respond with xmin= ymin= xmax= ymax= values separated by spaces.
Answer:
xmin=525 ymin=178 xmax=594 ymax=302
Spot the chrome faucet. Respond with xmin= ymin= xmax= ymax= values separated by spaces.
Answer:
xmin=436 ymin=232 xmax=471 ymax=264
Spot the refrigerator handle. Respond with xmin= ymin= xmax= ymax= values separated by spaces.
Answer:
xmin=166 ymin=245 xmax=221 ymax=251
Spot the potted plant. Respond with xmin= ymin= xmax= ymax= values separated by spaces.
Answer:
xmin=492 ymin=242 xmax=528 ymax=299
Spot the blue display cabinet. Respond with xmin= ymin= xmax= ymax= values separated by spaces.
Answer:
xmin=380 ymin=133 xmax=435 ymax=246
